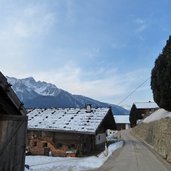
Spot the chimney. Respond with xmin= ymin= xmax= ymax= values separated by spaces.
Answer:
xmin=85 ymin=104 xmax=92 ymax=113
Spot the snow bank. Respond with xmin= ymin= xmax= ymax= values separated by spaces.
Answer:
xmin=143 ymin=108 xmax=171 ymax=123
xmin=25 ymin=141 xmax=123 ymax=171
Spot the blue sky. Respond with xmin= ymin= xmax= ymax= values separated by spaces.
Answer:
xmin=0 ymin=0 xmax=171 ymax=109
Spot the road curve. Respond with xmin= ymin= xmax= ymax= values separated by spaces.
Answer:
xmin=91 ymin=129 xmax=171 ymax=171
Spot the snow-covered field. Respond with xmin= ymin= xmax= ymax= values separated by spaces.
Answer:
xmin=143 ymin=108 xmax=171 ymax=123
xmin=25 ymin=141 xmax=123 ymax=171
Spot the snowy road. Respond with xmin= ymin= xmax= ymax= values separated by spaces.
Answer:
xmin=91 ymin=130 xmax=171 ymax=171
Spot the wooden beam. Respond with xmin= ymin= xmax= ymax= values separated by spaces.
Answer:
xmin=0 ymin=115 xmax=28 ymax=121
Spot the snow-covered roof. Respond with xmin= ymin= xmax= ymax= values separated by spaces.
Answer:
xmin=143 ymin=108 xmax=171 ymax=123
xmin=114 ymin=115 xmax=130 ymax=124
xmin=134 ymin=102 xmax=159 ymax=109
xmin=28 ymin=108 xmax=110 ymax=134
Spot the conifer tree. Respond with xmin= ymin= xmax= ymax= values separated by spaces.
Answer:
xmin=129 ymin=104 xmax=137 ymax=127
xmin=151 ymin=36 xmax=171 ymax=111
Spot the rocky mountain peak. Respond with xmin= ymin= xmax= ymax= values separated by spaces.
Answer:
xmin=7 ymin=76 xmax=128 ymax=115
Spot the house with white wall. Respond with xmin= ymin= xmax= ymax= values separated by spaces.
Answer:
xmin=114 ymin=115 xmax=130 ymax=130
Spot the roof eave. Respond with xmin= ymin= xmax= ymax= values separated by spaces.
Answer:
xmin=27 ymin=127 xmax=96 ymax=135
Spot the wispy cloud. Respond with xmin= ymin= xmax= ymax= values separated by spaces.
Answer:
xmin=0 ymin=3 xmax=55 ymax=76
xmin=135 ymin=18 xmax=148 ymax=33
xmin=30 ymin=63 xmax=150 ymax=104
xmin=5 ymin=5 xmax=55 ymax=38
xmin=84 ymin=47 xmax=100 ymax=59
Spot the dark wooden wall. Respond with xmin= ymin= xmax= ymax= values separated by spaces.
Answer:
xmin=27 ymin=130 xmax=97 ymax=156
xmin=0 ymin=115 xmax=27 ymax=171
xmin=116 ymin=123 xmax=126 ymax=130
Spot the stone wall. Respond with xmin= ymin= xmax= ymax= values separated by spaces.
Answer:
xmin=132 ymin=118 xmax=171 ymax=162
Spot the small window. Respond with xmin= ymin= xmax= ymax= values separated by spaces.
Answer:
xmin=33 ymin=141 xmax=37 ymax=147
xmin=56 ymin=143 xmax=62 ymax=148
xmin=84 ymin=142 xmax=86 ymax=147
xmin=98 ymin=136 xmax=100 ymax=140
xmin=43 ymin=142 xmax=48 ymax=147
xmin=71 ymin=144 xmax=75 ymax=148
xmin=68 ymin=144 xmax=75 ymax=149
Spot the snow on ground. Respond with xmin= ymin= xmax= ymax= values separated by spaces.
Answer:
xmin=143 ymin=108 xmax=171 ymax=123
xmin=25 ymin=141 xmax=123 ymax=171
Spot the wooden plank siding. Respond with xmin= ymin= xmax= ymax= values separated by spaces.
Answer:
xmin=0 ymin=115 xmax=27 ymax=171
xmin=27 ymin=131 xmax=96 ymax=156
xmin=0 ymin=72 xmax=28 ymax=171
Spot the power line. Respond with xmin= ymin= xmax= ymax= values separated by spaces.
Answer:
xmin=118 ymin=77 xmax=150 ymax=105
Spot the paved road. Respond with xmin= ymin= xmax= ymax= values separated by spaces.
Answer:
xmin=92 ymin=130 xmax=171 ymax=171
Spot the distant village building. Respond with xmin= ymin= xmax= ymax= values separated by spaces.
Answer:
xmin=0 ymin=72 xmax=27 ymax=171
xmin=114 ymin=115 xmax=130 ymax=130
xmin=27 ymin=107 xmax=116 ymax=157
xmin=129 ymin=102 xmax=159 ymax=127
xmin=133 ymin=102 xmax=159 ymax=117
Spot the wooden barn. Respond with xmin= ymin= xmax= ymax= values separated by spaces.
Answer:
xmin=133 ymin=102 xmax=159 ymax=116
xmin=129 ymin=102 xmax=159 ymax=127
xmin=27 ymin=107 xmax=116 ymax=157
xmin=0 ymin=72 xmax=27 ymax=171
xmin=131 ymin=102 xmax=159 ymax=117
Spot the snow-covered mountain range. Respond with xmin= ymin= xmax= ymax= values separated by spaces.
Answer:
xmin=7 ymin=76 xmax=128 ymax=115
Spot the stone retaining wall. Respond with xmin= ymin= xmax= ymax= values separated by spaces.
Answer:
xmin=132 ymin=118 xmax=171 ymax=162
